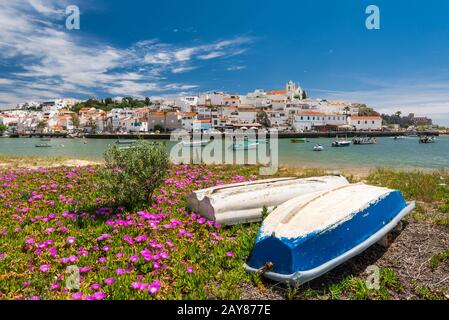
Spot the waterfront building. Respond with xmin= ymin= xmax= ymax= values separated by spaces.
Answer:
xmin=348 ymin=116 xmax=382 ymax=131
xmin=293 ymin=111 xmax=347 ymax=132
xmin=193 ymin=119 xmax=212 ymax=132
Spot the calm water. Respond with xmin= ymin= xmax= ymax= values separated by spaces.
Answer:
xmin=1 ymin=136 xmax=448 ymax=170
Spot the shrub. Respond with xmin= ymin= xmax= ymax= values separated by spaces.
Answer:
xmin=98 ymin=140 xmax=170 ymax=208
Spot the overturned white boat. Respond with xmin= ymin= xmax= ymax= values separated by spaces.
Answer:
xmin=244 ymin=183 xmax=415 ymax=285
xmin=187 ymin=176 xmax=349 ymax=225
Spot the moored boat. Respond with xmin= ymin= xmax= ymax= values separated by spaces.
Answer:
xmin=352 ymin=137 xmax=377 ymax=145
xmin=115 ymin=140 xmax=137 ymax=145
xmin=180 ymin=140 xmax=209 ymax=147
xmin=290 ymin=138 xmax=308 ymax=143
xmin=35 ymin=143 xmax=52 ymax=148
xmin=313 ymin=144 xmax=324 ymax=151
xmin=187 ymin=176 xmax=349 ymax=225
xmin=232 ymin=141 xmax=259 ymax=150
xmin=244 ymin=184 xmax=415 ymax=285
xmin=331 ymin=140 xmax=351 ymax=147
xmin=419 ymin=136 xmax=435 ymax=144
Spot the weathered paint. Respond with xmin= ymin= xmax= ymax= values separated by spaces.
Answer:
xmin=187 ymin=176 xmax=350 ymax=225
xmin=247 ymin=185 xmax=408 ymax=276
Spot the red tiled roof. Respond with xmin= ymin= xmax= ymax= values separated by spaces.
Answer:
xmin=266 ymin=90 xmax=287 ymax=95
xmin=350 ymin=116 xmax=382 ymax=120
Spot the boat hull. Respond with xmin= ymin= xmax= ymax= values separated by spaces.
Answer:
xmin=245 ymin=184 xmax=414 ymax=285
xmin=187 ymin=176 xmax=349 ymax=225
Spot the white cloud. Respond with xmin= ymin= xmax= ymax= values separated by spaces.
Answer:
xmin=0 ymin=1 xmax=253 ymax=107
xmin=311 ymin=78 xmax=449 ymax=125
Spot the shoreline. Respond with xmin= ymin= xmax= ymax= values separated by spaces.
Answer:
xmin=4 ymin=130 xmax=441 ymax=140
xmin=0 ymin=155 xmax=447 ymax=178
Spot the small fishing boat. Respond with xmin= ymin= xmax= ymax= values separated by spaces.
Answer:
xmin=115 ymin=140 xmax=137 ymax=145
xmin=187 ymin=176 xmax=349 ymax=225
xmin=232 ymin=141 xmax=259 ymax=150
xmin=313 ymin=144 xmax=324 ymax=151
xmin=419 ymin=136 xmax=435 ymax=144
xmin=331 ymin=139 xmax=351 ymax=147
xmin=35 ymin=143 xmax=52 ymax=148
xmin=244 ymin=184 xmax=415 ymax=285
xmin=290 ymin=138 xmax=308 ymax=143
xmin=393 ymin=136 xmax=406 ymax=140
xmin=180 ymin=140 xmax=208 ymax=147
xmin=352 ymin=137 xmax=378 ymax=145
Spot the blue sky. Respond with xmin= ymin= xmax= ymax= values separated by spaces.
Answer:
xmin=1 ymin=0 xmax=449 ymax=124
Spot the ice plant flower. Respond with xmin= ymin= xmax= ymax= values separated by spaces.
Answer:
xmin=104 ymin=277 xmax=115 ymax=285
xmin=39 ymin=264 xmax=50 ymax=273
xmin=91 ymin=284 xmax=101 ymax=290
xmin=148 ymin=280 xmax=161 ymax=295
xmin=186 ymin=266 xmax=193 ymax=273
xmin=72 ymin=292 xmax=83 ymax=300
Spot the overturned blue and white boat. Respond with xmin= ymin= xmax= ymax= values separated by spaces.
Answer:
xmin=245 ymin=184 xmax=415 ymax=285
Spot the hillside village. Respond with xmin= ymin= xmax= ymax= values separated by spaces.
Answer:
xmin=0 ymin=81 xmax=434 ymax=135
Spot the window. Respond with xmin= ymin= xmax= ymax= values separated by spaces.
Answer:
xmin=358 ymin=121 xmax=360 ymax=124
xmin=365 ymin=121 xmax=368 ymax=124
xmin=372 ymin=121 xmax=375 ymax=124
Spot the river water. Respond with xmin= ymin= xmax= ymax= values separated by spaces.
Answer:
xmin=0 ymin=136 xmax=448 ymax=170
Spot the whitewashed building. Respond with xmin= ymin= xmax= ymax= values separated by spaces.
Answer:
xmin=348 ymin=116 xmax=382 ymax=131
xmin=293 ymin=112 xmax=347 ymax=132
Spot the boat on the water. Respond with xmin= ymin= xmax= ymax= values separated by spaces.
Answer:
xmin=419 ymin=136 xmax=435 ymax=144
xmin=180 ymin=140 xmax=209 ymax=147
xmin=244 ymin=184 xmax=415 ymax=285
xmin=35 ymin=143 xmax=52 ymax=148
xmin=352 ymin=137 xmax=377 ymax=145
xmin=290 ymin=138 xmax=308 ymax=143
xmin=232 ymin=141 xmax=259 ymax=150
xmin=187 ymin=176 xmax=349 ymax=225
xmin=331 ymin=139 xmax=351 ymax=147
xmin=115 ymin=140 xmax=137 ymax=145
xmin=393 ymin=136 xmax=406 ymax=140
xmin=313 ymin=144 xmax=324 ymax=151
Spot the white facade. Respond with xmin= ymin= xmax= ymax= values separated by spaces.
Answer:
xmin=348 ymin=116 xmax=382 ymax=131
xmin=293 ymin=113 xmax=347 ymax=132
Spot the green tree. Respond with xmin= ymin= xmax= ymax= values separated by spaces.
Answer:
xmin=98 ymin=141 xmax=170 ymax=208
xmin=256 ymin=111 xmax=270 ymax=127
xmin=0 ymin=123 xmax=7 ymax=134
xmin=36 ymin=121 xmax=47 ymax=133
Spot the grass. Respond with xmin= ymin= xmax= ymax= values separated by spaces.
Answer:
xmin=430 ymin=249 xmax=449 ymax=269
xmin=0 ymin=161 xmax=448 ymax=300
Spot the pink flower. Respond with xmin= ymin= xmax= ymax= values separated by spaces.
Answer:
xmin=51 ymin=282 xmax=61 ymax=290
xmin=148 ymin=280 xmax=161 ymax=295
xmin=102 ymin=245 xmax=110 ymax=252
xmin=226 ymin=251 xmax=235 ymax=257
xmin=39 ymin=264 xmax=50 ymax=273
xmin=25 ymin=238 xmax=34 ymax=244
xmin=91 ymin=284 xmax=101 ymax=290
xmin=186 ymin=266 xmax=193 ymax=273
xmin=197 ymin=218 xmax=206 ymax=224
xmin=72 ymin=292 xmax=83 ymax=300
xmin=93 ymin=292 xmax=106 ymax=300
xmin=104 ymin=277 xmax=115 ymax=285
xmin=129 ymin=255 xmax=139 ymax=263
xmin=67 ymin=237 xmax=76 ymax=245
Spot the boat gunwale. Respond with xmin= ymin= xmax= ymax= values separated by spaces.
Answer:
xmin=244 ymin=201 xmax=415 ymax=285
